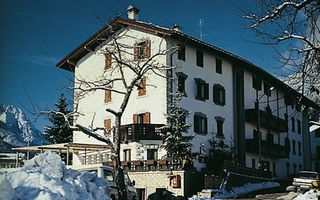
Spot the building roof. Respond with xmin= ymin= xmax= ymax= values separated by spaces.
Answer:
xmin=56 ymin=17 xmax=320 ymax=109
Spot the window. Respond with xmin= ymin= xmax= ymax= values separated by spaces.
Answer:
xmin=292 ymin=140 xmax=296 ymax=154
xmin=272 ymin=162 xmax=276 ymax=176
xmin=105 ymin=53 xmax=112 ymax=69
xmin=177 ymin=72 xmax=188 ymax=94
xmin=296 ymin=104 xmax=301 ymax=112
xmin=315 ymin=129 xmax=320 ymax=137
xmin=195 ymin=78 xmax=209 ymax=101
xmin=264 ymin=82 xmax=271 ymax=96
xmin=267 ymin=134 xmax=274 ymax=144
xmin=134 ymin=40 xmax=151 ymax=60
xmin=291 ymin=117 xmax=295 ymax=132
xmin=104 ymin=169 xmax=114 ymax=182
xmin=123 ymin=149 xmax=131 ymax=161
xmin=317 ymin=146 xmax=320 ymax=158
xmin=252 ymin=76 xmax=262 ymax=90
xmin=216 ymin=58 xmax=222 ymax=74
xmin=285 ymin=137 xmax=290 ymax=151
xmin=252 ymin=159 xmax=256 ymax=169
xmin=147 ymin=149 xmax=158 ymax=160
xmin=297 ymin=119 xmax=301 ymax=134
xmin=213 ymin=84 xmax=225 ymax=105
xmin=133 ymin=112 xmax=150 ymax=124
xmin=293 ymin=163 xmax=297 ymax=173
xmin=138 ymin=77 xmax=146 ymax=96
xmin=194 ymin=113 xmax=207 ymax=135
xmin=104 ymin=88 xmax=111 ymax=103
xmin=178 ymin=45 xmax=185 ymax=61
xmin=196 ymin=50 xmax=203 ymax=67
xmin=253 ymin=129 xmax=259 ymax=140
xmin=286 ymin=162 xmax=290 ymax=177
xmin=215 ymin=117 xmax=224 ymax=137
xmin=298 ymin=142 xmax=301 ymax=156
xmin=104 ymin=119 xmax=111 ymax=133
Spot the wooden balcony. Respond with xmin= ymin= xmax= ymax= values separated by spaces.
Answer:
xmin=120 ymin=123 xmax=164 ymax=142
xmin=245 ymin=109 xmax=288 ymax=132
xmin=246 ymin=138 xmax=289 ymax=158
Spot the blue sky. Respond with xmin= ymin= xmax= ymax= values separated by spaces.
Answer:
xmin=0 ymin=0 xmax=284 ymax=131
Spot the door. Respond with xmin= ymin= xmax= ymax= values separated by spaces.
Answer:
xmin=137 ymin=188 xmax=145 ymax=200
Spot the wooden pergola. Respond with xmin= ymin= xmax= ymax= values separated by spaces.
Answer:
xmin=12 ymin=142 xmax=112 ymax=167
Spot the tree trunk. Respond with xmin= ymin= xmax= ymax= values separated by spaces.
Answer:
xmin=114 ymin=115 xmax=128 ymax=200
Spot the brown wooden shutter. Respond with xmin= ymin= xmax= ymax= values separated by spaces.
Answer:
xmin=134 ymin=43 xmax=138 ymax=60
xmin=105 ymin=53 xmax=112 ymax=69
xmin=144 ymin=112 xmax=150 ymax=124
xmin=144 ymin=40 xmax=151 ymax=58
xmin=133 ymin=114 xmax=138 ymax=124
xmin=138 ymin=77 xmax=146 ymax=96
xmin=104 ymin=119 xmax=111 ymax=133
xmin=104 ymin=89 xmax=111 ymax=103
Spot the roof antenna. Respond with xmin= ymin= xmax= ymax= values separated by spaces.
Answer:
xmin=199 ymin=18 xmax=204 ymax=40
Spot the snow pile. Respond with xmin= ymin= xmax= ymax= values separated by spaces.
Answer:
xmin=0 ymin=104 xmax=48 ymax=152
xmin=193 ymin=181 xmax=279 ymax=200
xmin=0 ymin=151 xmax=110 ymax=200
xmin=294 ymin=190 xmax=319 ymax=200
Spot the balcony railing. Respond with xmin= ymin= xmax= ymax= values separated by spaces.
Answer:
xmin=120 ymin=123 xmax=164 ymax=142
xmin=311 ymin=153 xmax=320 ymax=160
xmin=245 ymin=109 xmax=288 ymax=132
xmin=246 ymin=138 xmax=289 ymax=158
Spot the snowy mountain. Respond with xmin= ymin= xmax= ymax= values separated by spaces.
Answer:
xmin=0 ymin=104 xmax=48 ymax=152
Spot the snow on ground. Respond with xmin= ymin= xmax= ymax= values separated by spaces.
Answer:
xmin=293 ymin=190 xmax=320 ymax=200
xmin=193 ymin=181 xmax=279 ymax=199
xmin=0 ymin=151 xmax=110 ymax=200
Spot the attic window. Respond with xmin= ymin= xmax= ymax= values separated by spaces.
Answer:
xmin=134 ymin=40 xmax=151 ymax=60
xmin=196 ymin=50 xmax=203 ymax=67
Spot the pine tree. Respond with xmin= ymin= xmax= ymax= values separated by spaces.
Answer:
xmin=45 ymin=93 xmax=73 ymax=143
xmin=161 ymin=92 xmax=193 ymax=161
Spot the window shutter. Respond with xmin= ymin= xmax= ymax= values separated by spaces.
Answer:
xmin=144 ymin=112 xmax=151 ymax=124
xmin=105 ymin=90 xmax=111 ymax=103
xmin=138 ymin=77 xmax=146 ymax=96
xmin=213 ymin=85 xmax=217 ymax=103
xmin=134 ymin=43 xmax=138 ymax=60
xmin=194 ymin=115 xmax=199 ymax=132
xmin=133 ymin=114 xmax=138 ymax=124
xmin=104 ymin=119 xmax=111 ymax=133
xmin=204 ymin=117 xmax=208 ymax=134
xmin=196 ymin=81 xmax=201 ymax=99
xmin=105 ymin=53 xmax=112 ymax=69
xmin=144 ymin=40 xmax=151 ymax=58
xmin=222 ymin=88 xmax=226 ymax=105
xmin=204 ymin=83 xmax=209 ymax=100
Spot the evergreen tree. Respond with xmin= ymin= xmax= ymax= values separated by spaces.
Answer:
xmin=45 ymin=93 xmax=73 ymax=143
xmin=161 ymin=92 xmax=193 ymax=161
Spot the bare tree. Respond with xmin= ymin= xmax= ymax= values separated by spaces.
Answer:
xmin=49 ymin=24 xmax=178 ymax=200
xmin=243 ymin=0 xmax=320 ymax=105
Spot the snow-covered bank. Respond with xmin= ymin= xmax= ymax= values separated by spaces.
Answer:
xmin=193 ymin=181 xmax=279 ymax=199
xmin=294 ymin=190 xmax=320 ymax=200
xmin=0 ymin=151 xmax=110 ymax=200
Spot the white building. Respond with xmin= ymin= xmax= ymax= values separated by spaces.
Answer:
xmin=57 ymin=6 xmax=320 ymax=197
xmin=310 ymin=124 xmax=320 ymax=173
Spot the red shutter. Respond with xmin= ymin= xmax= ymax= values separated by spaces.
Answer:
xmin=138 ymin=78 xmax=146 ymax=96
xmin=144 ymin=112 xmax=151 ymax=124
xmin=144 ymin=40 xmax=151 ymax=58
xmin=105 ymin=90 xmax=111 ymax=103
xmin=134 ymin=43 xmax=138 ymax=60
xmin=104 ymin=119 xmax=111 ymax=133
xmin=105 ymin=53 xmax=112 ymax=69
xmin=133 ymin=114 xmax=138 ymax=124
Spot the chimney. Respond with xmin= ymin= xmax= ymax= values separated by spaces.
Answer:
xmin=172 ymin=24 xmax=182 ymax=32
xmin=127 ymin=5 xmax=139 ymax=20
